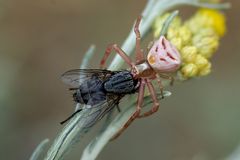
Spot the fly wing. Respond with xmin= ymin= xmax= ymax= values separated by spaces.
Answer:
xmin=82 ymin=94 xmax=123 ymax=129
xmin=61 ymin=69 xmax=114 ymax=88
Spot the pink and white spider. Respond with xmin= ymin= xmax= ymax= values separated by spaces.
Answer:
xmin=99 ymin=16 xmax=181 ymax=139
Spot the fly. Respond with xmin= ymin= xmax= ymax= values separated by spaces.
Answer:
xmin=60 ymin=69 xmax=139 ymax=127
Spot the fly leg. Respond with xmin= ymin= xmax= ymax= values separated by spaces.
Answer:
xmin=100 ymin=44 xmax=133 ymax=69
xmin=110 ymin=79 xmax=146 ymax=140
xmin=134 ymin=16 xmax=145 ymax=63
xmin=138 ymin=79 xmax=160 ymax=118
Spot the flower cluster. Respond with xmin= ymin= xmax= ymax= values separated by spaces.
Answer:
xmin=153 ymin=8 xmax=226 ymax=79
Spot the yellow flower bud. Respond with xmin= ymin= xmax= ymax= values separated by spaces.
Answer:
xmin=170 ymin=37 xmax=182 ymax=50
xmin=198 ymin=62 xmax=212 ymax=76
xmin=167 ymin=26 xmax=192 ymax=46
xmin=193 ymin=28 xmax=219 ymax=59
xmin=194 ymin=54 xmax=209 ymax=70
xmin=181 ymin=46 xmax=198 ymax=63
xmin=185 ymin=8 xmax=226 ymax=37
xmin=178 ymin=26 xmax=192 ymax=45
xmin=167 ymin=28 xmax=178 ymax=40
xmin=198 ymin=8 xmax=226 ymax=37
xmin=193 ymin=27 xmax=218 ymax=38
xmin=181 ymin=63 xmax=198 ymax=78
xmin=184 ymin=15 xmax=203 ymax=34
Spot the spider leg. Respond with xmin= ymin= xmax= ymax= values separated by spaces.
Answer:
xmin=134 ymin=16 xmax=144 ymax=63
xmin=100 ymin=44 xmax=133 ymax=69
xmin=156 ymin=74 xmax=164 ymax=99
xmin=159 ymin=73 xmax=175 ymax=86
xmin=110 ymin=79 xmax=146 ymax=140
xmin=138 ymin=79 xmax=160 ymax=118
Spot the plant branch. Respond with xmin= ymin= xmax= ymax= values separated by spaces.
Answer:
xmin=160 ymin=10 xmax=179 ymax=36
xmin=80 ymin=45 xmax=96 ymax=69
xmin=30 ymin=139 xmax=49 ymax=160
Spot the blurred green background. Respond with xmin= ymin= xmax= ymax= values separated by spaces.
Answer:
xmin=0 ymin=0 xmax=239 ymax=159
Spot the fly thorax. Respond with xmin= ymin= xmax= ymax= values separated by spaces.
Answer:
xmin=103 ymin=71 xmax=138 ymax=94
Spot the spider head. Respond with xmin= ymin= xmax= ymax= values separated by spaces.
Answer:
xmin=147 ymin=36 xmax=181 ymax=73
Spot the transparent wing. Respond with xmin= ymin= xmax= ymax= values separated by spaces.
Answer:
xmin=61 ymin=69 xmax=114 ymax=88
xmin=82 ymin=94 xmax=123 ymax=129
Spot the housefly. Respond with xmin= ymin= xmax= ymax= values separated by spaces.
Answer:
xmin=60 ymin=69 xmax=139 ymax=127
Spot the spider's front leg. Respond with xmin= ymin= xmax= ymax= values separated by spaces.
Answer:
xmin=100 ymin=44 xmax=133 ymax=69
xmin=138 ymin=79 xmax=160 ymax=118
xmin=134 ymin=16 xmax=145 ymax=63
xmin=110 ymin=79 xmax=146 ymax=140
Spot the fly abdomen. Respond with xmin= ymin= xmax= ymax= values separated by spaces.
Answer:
xmin=104 ymin=70 xmax=138 ymax=94
xmin=74 ymin=76 xmax=107 ymax=106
